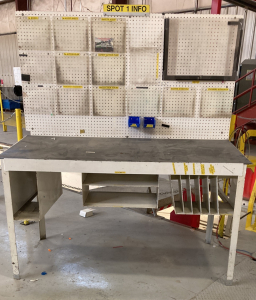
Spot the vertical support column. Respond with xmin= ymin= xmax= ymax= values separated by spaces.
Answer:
xmin=39 ymin=217 xmax=46 ymax=240
xmin=0 ymin=91 xmax=7 ymax=132
xmin=226 ymin=165 xmax=247 ymax=285
xmin=211 ymin=0 xmax=222 ymax=14
xmin=205 ymin=215 xmax=214 ymax=244
xmin=2 ymin=168 xmax=20 ymax=279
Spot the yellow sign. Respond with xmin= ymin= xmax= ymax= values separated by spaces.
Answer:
xmin=209 ymin=164 xmax=215 ymax=174
xmin=63 ymin=85 xmax=83 ymax=88
xmin=171 ymin=88 xmax=189 ymax=91
xmin=192 ymin=81 xmax=200 ymax=84
xmin=99 ymin=86 xmax=119 ymax=90
xmin=115 ymin=171 xmax=126 ymax=174
xmin=80 ymin=129 xmax=85 ymax=134
xmin=28 ymin=17 xmax=38 ymax=20
xmin=201 ymin=164 xmax=205 ymax=175
xmin=184 ymin=163 xmax=188 ymax=175
xmin=146 ymin=124 xmax=154 ymax=128
xmin=156 ymin=53 xmax=159 ymax=79
xmin=101 ymin=18 xmax=116 ymax=22
xmin=193 ymin=163 xmax=195 ymax=175
xmin=130 ymin=124 xmax=137 ymax=127
xmin=98 ymin=53 xmax=119 ymax=57
xmin=64 ymin=53 xmax=80 ymax=56
xmin=172 ymin=163 xmax=176 ymax=175
xmin=207 ymin=88 xmax=229 ymax=91
xmin=103 ymin=4 xmax=150 ymax=14
xmin=62 ymin=17 xmax=79 ymax=20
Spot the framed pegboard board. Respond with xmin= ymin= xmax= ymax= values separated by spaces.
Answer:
xmin=163 ymin=14 xmax=243 ymax=81
xmin=16 ymin=11 xmax=241 ymax=140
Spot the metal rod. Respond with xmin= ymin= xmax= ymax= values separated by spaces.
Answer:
xmin=0 ymin=32 xmax=17 ymax=37
xmin=168 ymin=4 xmax=235 ymax=14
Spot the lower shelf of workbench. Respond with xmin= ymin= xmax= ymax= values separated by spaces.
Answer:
xmin=84 ymin=191 xmax=158 ymax=208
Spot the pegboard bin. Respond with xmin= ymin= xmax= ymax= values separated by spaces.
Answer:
xmin=163 ymin=87 xmax=196 ymax=118
xmin=127 ymin=87 xmax=161 ymax=117
xmin=17 ymin=16 xmax=52 ymax=51
xmin=56 ymin=86 xmax=90 ymax=116
xmin=91 ymin=17 xmax=126 ymax=53
xmin=19 ymin=52 xmax=56 ymax=84
xmin=55 ymin=52 xmax=90 ymax=85
xmin=53 ymin=17 xmax=89 ymax=51
xmin=23 ymin=85 xmax=57 ymax=116
xmin=200 ymin=88 xmax=234 ymax=118
xmin=129 ymin=48 xmax=160 ymax=85
xmin=92 ymin=86 xmax=126 ymax=117
xmin=91 ymin=54 xmax=126 ymax=85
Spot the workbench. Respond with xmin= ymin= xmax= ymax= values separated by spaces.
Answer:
xmin=0 ymin=136 xmax=250 ymax=285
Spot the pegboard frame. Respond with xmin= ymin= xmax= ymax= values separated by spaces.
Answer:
xmin=16 ymin=11 xmax=241 ymax=140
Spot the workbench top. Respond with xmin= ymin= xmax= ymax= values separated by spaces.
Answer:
xmin=0 ymin=136 xmax=250 ymax=164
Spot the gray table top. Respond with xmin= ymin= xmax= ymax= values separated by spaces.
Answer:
xmin=0 ymin=136 xmax=250 ymax=164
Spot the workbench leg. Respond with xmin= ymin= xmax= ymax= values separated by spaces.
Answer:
xmin=225 ymin=215 xmax=233 ymax=237
xmin=2 ymin=170 xmax=20 ymax=280
xmin=205 ymin=215 xmax=214 ymax=244
xmin=226 ymin=172 xmax=246 ymax=285
xmin=39 ymin=217 xmax=46 ymax=240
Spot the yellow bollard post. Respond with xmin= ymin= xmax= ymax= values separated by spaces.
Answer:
xmin=0 ymin=91 xmax=7 ymax=132
xmin=15 ymin=109 xmax=23 ymax=141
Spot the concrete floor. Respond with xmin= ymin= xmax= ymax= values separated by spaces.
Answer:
xmin=1 ymin=127 xmax=256 ymax=299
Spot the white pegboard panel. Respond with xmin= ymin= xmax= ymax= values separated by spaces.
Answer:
xmin=165 ymin=14 xmax=242 ymax=77
xmin=92 ymin=86 xmax=125 ymax=116
xmin=16 ymin=11 xmax=239 ymax=140
xmin=128 ymin=15 xmax=164 ymax=51
xmin=127 ymin=87 xmax=161 ymax=117
xmin=91 ymin=17 xmax=126 ymax=53
xmin=129 ymin=49 xmax=160 ymax=85
xmin=16 ymin=16 xmax=52 ymax=51
xmin=55 ymin=53 xmax=90 ymax=85
xmin=19 ymin=52 xmax=56 ymax=84
xmin=53 ymin=16 xmax=89 ymax=51
xmin=163 ymin=87 xmax=196 ymax=117
xmin=91 ymin=53 xmax=126 ymax=85
xmin=200 ymin=88 xmax=234 ymax=118
xmin=57 ymin=86 xmax=90 ymax=116
xmin=23 ymin=85 xmax=57 ymax=116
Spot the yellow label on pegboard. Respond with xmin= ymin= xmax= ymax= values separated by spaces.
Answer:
xmin=99 ymin=86 xmax=119 ymax=89
xmin=146 ymin=124 xmax=154 ymax=128
xmin=207 ymin=88 xmax=229 ymax=91
xmin=62 ymin=17 xmax=79 ymax=20
xmin=80 ymin=129 xmax=85 ymax=134
xmin=192 ymin=81 xmax=200 ymax=84
xmin=156 ymin=53 xmax=159 ymax=79
xmin=193 ymin=163 xmax=195 ymax=175
xmin=184 ymin=163 xmax=188 ymax=175
xmin=101 ymin=18 xmax=116 ymax=22
xmin=171 ymin=88 xmax=189 ymax=91
xmin=98 ymin=53 xmax=119 ymax=57
xmin=63 ymin=85 xmax=83 ymax=88
xmin=64 ymin=53 xmax=80 ymax=56
xmin=201 ymin=164 xmax=205 ymax=175
xmin=172 ymin=163 xmax=176 ymax=175
xmin=115 ymin=171 xmax=126 ymax=174
xmin=209 ymin=164 xmax=215 ymax=174
xmin=28 ymin=17 xmax=39 ymax=20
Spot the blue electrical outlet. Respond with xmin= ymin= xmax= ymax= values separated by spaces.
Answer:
xmin=128 ymin=116 xmax=140 ymax=128
xmin=144 ymin=117 xmax=156 ymax=128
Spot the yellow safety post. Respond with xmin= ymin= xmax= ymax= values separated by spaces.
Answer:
xmin=15 ymin=109 xmax=23 ymax=141
xmin=245 ymin=180 xmax=256 ymax=232
xmin=0 ymin=91 xmax=7 ymax=132
xmin=229 ymin=114 xmax=236 ymax=140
